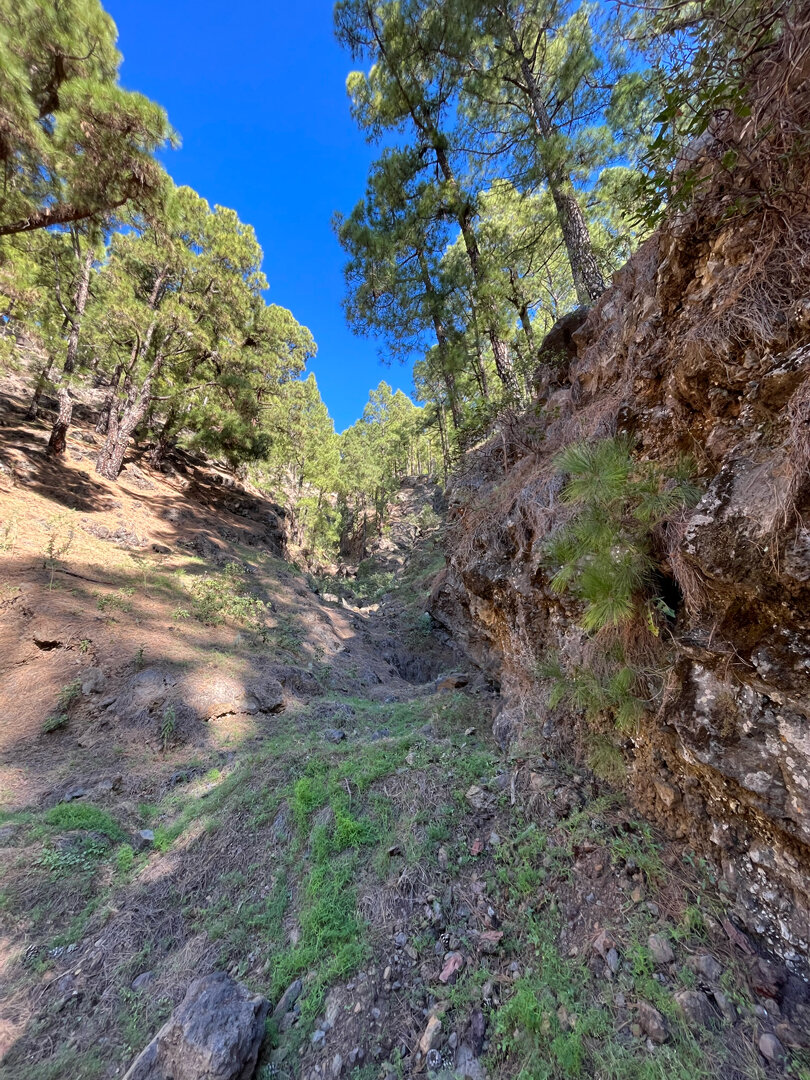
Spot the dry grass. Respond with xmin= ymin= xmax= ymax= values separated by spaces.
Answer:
xmin=782 ymin=374 xmax=810 ymax=521
xmin=662 ymin=510 xmax=718 ymax=617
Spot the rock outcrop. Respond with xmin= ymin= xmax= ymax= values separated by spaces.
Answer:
xmin=122 ymin=972 xmax=269 ymax=1080
xmin=433 ymin=15 xmax=810 ymax=970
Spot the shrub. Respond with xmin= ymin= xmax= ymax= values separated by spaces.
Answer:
xmin=39 ymin=835 xmax=109 ymax=875
xmin=189 ymin=562 xmax=265 ymax=631
xmin=546 ymin=437 xmax=700 ymax=632
xmin=541 ymin=655 xmax=647 ymax=734
xmin=42 ymin=511 xmax=76 ymax=589
xmin=43 ymin=712 xmax=69 ymax=733
xmin=160 ymin=705 xmax=176 ymax=751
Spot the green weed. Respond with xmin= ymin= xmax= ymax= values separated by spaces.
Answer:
xmin=96 ymin=590 xmax=134 ymax=613
xmin=116 ymin=844 xmax=135 ymax=875
xmin=38 ymin=835 xmax=110 ymax=875
xmin=160 ymin=704 xmax=176 ymax=751
xmin=610 ymin=825 xmax=665 ymax=883
xmin=43 ymin=679 xmax=82 ymax=733
xmin=42 ymin=511 xmax=76 ymax=589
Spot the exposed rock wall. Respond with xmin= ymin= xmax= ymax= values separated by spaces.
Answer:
xmin=433 ymin=17 xmax=810 ymax=970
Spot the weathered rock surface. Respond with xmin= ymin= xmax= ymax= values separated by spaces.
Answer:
xmin=647 ymin=934 xmax=674 ymax=967
xmin=122 ymin=972 xmax=269 ymax=1080
xmin=116 ymin=666 xmax=285 ymax=724
xmin=431 ymin=47 xmax=810 ymax=971
xmin=637 ymin=1001 xmax=669 ymax=1044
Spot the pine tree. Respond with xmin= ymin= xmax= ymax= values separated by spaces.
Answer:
xmin=92 ymin=184 xmax=315 ymax=480
xmin=336 ymin=0 xmax=520 ymax=396
xmin=0 ymin=0 xmax=174 ymax=238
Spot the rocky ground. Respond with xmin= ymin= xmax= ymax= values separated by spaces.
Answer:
xmin=1 ymin=384 xmax=809 ymax=1080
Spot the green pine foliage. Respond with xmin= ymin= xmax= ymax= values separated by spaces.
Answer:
xmin=540 ymin=653 xmax=647 ymax=735
xmin=0 ymin=0 xmax=772 ymax=562
xmin=539 ymin=439 xmax=701 ymax=738
xmin=0 ymin=0 xmax=174 ymax=237
xmin=545 ymin=437 xmax=700 ymax=632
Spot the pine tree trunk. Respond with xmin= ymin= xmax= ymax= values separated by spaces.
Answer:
xmin=432 ymin=141 xmax=519 ymax=397
xmin=149 ymin=407 xmax=177 ymax=469
xmin=46 ymin=388 xmax=73 ymax=456
xmin=469 ymin=305 xmax=490 ymax=401
xmin=510 ymin=268 xmax=535 ymax=353
xmin=96 ymin=264 xmax=164 ymax=436
xmin=417 ymin=252 xmax=463 ymax=429
xmin=95 ymin=363 xmax=123 ymax=434
xmin=95 ymin=358 xmax=161 ymax=480
xmin=436 ymin=404 xmax=450 ymax=481
xmin=63 ymin=247 xmax=93 ymax=376
xmin=95 ymin=262 xmax=166 ymax=445
xmin=27 ymin=357 xmax=54 ymax=420
xmin=504 ymin=15 xmax=607 ymax=306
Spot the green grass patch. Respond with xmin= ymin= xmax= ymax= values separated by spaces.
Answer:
xmin=44 ymin=803 xmax=126 ymax=841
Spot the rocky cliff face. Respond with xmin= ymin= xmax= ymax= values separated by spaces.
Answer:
xmin=432 ymin=19 xmax=810 ymax=971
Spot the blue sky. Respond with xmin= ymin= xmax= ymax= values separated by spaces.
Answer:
xmin=107 ymin=0 xmax=413 ymax=432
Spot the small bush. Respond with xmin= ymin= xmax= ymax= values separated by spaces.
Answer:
xmin=43 ymin=712 xmax=69 ymax=733
xmin=57 ymin=679 xmax=82 ymax=711
xmin=96 ymin=590 xmax=134 ymax=613
xmin=39 ymin=835 xmax=109 ymax=875
xmin=274 ymin=614 xmax=304 ymax=653
xmin=542 ymin=655 xmax=647 ymax=733
xmin=546 ymin=437 xmax=700 ymax=632
xmin=189 ymin=563 xmax=265 ymax=631
xmin=43 ymin=511 xmax=76 ymax=589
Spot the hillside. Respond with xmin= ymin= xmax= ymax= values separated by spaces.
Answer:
xmin=1 ymin=371 xmax=809 ymax=1080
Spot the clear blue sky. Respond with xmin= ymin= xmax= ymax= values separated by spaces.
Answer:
xmin=107 ymin=0 xmax=413 ymax=432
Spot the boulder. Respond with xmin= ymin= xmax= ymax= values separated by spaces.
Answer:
xmin=80 ymin=667 xmax=106 ymax=695
xmin=758 ymin=1032 xmax=786 ymax=1063
xmin=122 ymin=667 xmax=173 ymax=716
xmin=648 ymin=934 xmax=674 ymax=966
xmin=246 ymin=673 xmax=285 ymax=714
xmin=182 ymin=672 xmax=285 ymax=721
xmin=693 ymin=954 xmax=724 ymax=982
xmin=674 ymin=989 xmax=715 ymax=1028
xmin=122 ymin=972 xmax=269 ymax=1080
xmin=637 ymin=1001 xmax=669 ymax=1044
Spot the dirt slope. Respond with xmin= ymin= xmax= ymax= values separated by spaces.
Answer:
xmin=0 ymin=385 xmax=808 ymax=1080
